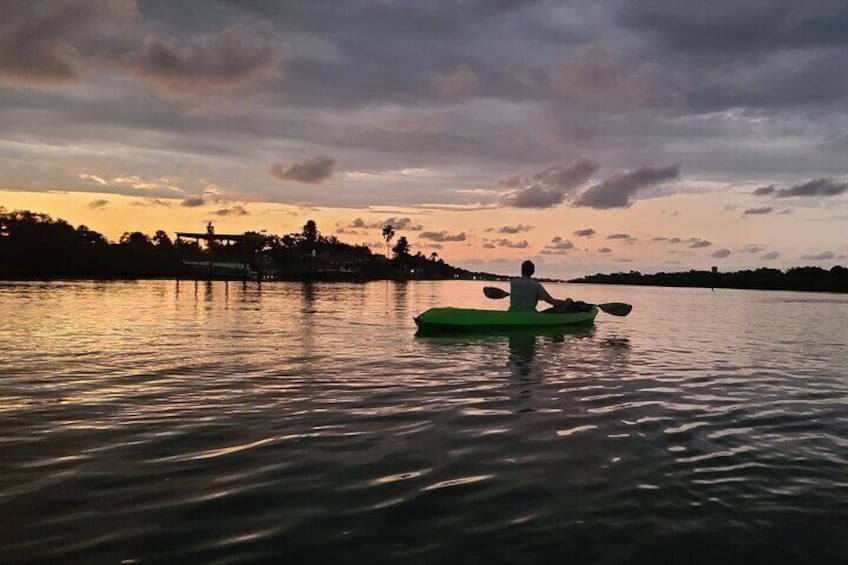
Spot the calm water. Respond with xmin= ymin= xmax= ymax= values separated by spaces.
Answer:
xmin=1 ymin=280 xmax=847 ymax=564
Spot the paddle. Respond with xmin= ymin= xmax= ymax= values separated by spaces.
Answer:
xmin=483 ymin=286 xmax=633 ymax=317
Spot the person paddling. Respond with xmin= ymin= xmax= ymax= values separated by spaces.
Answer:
xmin=509 ymin=260 xmax=589 ymax=313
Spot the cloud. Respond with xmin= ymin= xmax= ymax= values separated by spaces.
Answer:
xmin=131 ymin=198 xmax=173 ymax=207
xmin=347 ymin=218 xmax=372 ymax=229
xmin=756 ymin=179 xmax=848 ymax=199
xmin=271 ymin=155 xmax=337 ymax=184
xmin=486 ymin=224 xmax=534 ymax=234
xmin=548 ymin=43 xmax=673 ymax=109
xmin=499 ymin=158 xmax=598 ymax=209
xmin=0 ymin=0 xmax=137 ymax=84
xmin=740 ymin=244 xmax=766 ymax=253
xmin=125 ymin=28 xmax=283 ymax=93
xmin=348 ymin=216 xmax=422 ymax=230
xmin=607 ymin=233 xmax=637 ymax=243
xmin=213 ymin=205 xmax=248 ymax=216
xmin=801 ymin=251 xmax=835 ymax=261
xmin=335 ymin=227 xmax=362 ymax=235
xmin=574 ymin=165 xmax=680 ymax=209
xmin=384 ymin=217 xmax=423 ymax=231
xmin=181 ymin=197 xmax=205 ymax=207
xmin=482 ymin=242 xmax=495 ymax=249
xmin=775 ymin=178 xmax=848 ymax=198
xmin=419 ymin=230 xmax=466 ymax=242
xmin=428 ymin=64 xmax=480 ymax=99
xmin=762 ymin=251 xmax=780 ymax=260
xmin=574 ymin=228 xmax=596 ymax=237
xmin=79 ymin=173 xmax=184 ymax=194
xmin=598 ymin=247 xmax=612 ymax=254
xmin=487 ymin=238 xmax=530 ymax=249
xmin=711 ymin=248 xmax=731 ymax=258
xmin=88 ymin=199 xmax=108 ymax=210
xmin=688 ymin=238 xmax=711 ymax=248
xmin=540 ymin=236 xmax=575 ymax=255
xmin=743 ymin=206 xmax=774 ymax=215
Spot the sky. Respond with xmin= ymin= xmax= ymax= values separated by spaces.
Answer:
xmin=1 ymin=0 xmax=846 ymax=278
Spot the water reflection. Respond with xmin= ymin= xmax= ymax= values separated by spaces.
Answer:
xmin=302 ymin=281 xmax=317 ymax=312
xmin=3 ymin=280 xmax=847 ymax=564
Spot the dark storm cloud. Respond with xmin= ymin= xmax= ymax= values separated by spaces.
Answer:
xmin=620 ymin=1 xmax=848 ymax=56
xmin=574 ymin=228 xmax=595 ymax=237
xmin=3 ymin=0 xmax=848 ymax=214
xmin=270 ymin=155 xmax=336 ymax=184
xmin=0 ymin=0 xmax=137 ymax=84
xmin=125 ymin=29 xmax=283 ymax=93
xmin=801 ymin=250 xmax=835 ymax=260
xmin=743 ymin=206 xmax=774 ymax=215
xmin=574 ymin=165 xmax=679 ymax=209
xmin=753 ymin=186 xmax=776 ymax=196
xmin=486 ymin=224 xmax=534 ymax=234
xmin=419 ymin=231 xmax=466 ymax=242
xmin=547 ymin=43 xmax=676 ymax=109
xmin=711 ymin=248 xmax=732 ymax=258
xmin=774 ymin=178 xmax=848 ymax=198
xmin=499 ymin=158 xmax=598 ymax=209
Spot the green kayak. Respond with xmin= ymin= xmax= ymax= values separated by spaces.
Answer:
xmin=414 ymin=306 xmax=598 ymax=333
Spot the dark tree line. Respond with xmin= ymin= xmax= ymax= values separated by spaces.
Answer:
xmin=0 ymin=209 xmax=186 ymax=278
xmin=570 ymin=266 xmax=848 ymax=293
xmin=0 ymin=208 xmax=493 ymax=281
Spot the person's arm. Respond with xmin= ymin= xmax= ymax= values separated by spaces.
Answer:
xmin=538 ymin=283 xmax=572 ymax=308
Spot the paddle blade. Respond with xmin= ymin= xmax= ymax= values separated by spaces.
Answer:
xmin=483 ymin=286 xmax=510 ymax=299
xmin=596 ymin=302 xmax=633 ymax=316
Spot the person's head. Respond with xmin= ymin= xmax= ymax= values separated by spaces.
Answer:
xmin=521 ymin=260 xmax=535 ymax=277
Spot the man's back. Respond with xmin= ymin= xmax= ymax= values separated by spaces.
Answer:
xmin=509 ymin=276 xmax=545 ymax=312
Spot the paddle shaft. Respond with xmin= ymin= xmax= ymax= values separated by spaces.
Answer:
xmin=482 ymin=286 xmax=632 ymax=316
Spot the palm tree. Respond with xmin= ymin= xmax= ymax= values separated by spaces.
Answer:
xmin=382 ymin=224 xmax=395 ymax=257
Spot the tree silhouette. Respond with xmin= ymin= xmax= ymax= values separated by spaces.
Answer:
xmin=302 ymin=220 xmax=318 ymax=244
xmin=153 ymin=230 xmax=173 ymax=249
xmin=392 ymin=236 xmax=410 ymax=258
xmin=382 ymin=224 xmax=395 ymax=257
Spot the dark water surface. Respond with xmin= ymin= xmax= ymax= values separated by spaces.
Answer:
xmin=2 ymin=280 xmax=847 ymax=564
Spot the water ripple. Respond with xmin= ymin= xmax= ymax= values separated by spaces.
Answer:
xmin=1 ymin=280 xmax=847 ymax=563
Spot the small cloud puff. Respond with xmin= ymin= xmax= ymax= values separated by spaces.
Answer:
xmin=271 ymin=155 xmax=336 ymax=184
